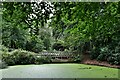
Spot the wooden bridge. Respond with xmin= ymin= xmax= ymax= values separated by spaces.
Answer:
xmin=36 ymin=51 xmax=75 ymax=62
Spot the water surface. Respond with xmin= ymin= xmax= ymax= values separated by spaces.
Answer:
xmin=0 ymin=63 xmax=119 ymax=78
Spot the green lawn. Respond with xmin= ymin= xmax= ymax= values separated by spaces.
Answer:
xmin=0 ymin=63 xmax=119 ymax=78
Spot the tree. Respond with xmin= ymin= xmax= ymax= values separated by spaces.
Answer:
xmin=2 ymin=2 xmax=53 ymax=51
xmin=50 ymin=2 xmax=120 ymax=64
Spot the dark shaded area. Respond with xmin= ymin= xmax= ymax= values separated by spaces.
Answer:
xmin=52 ymin=43 xmax=68 ymax=51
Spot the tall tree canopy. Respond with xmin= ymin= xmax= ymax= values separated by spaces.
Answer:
xmin=51 ymin=2 xmax=120 ymax=50
xmin=1 ymin=2 xmax=120 ymax=64
xmin=2 ymin=2 xmax=53 ymax=51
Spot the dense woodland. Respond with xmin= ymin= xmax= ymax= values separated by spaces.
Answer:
xmin=0 ymin=2 xmax=120 ymax=66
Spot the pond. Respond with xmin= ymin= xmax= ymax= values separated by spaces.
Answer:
xmin=0 ymin=63 xmax=119 ymax=78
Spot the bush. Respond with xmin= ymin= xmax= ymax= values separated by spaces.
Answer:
xmin=2 ymin=53 xmax=15 ymax=65
xmin=0 ymin=45 xmax=9 ymax=59
xmin=35 ymin=56 xmax=45 ymax=64
xmin=44 ymin=56 xmax=52 ymax=63
xmin=52 ymin=42 xmax=64 ymax=51
xmin=97 ymin=47 xmax=109 ymax=61
xmin=94 ymin=45 xmax=120 ymax=65
xmin=2 ymin=49 xmax=53 ymax=65
xmin=52 ymin=41 xmax=68 ymax=51
xmin=2 ymin=49 xmax=36 ymax=65
xmin=0 ymin=62 xmax=8 ymax=69
xmin=90 ymin=48 xmax=100 ymax=60
xmin=97 ymin=46 xmax=120 ymax=65
xmin=25 ymin=37 xmax=44 ymax=53
xmin=35 ymin=56 xmax=52 ymax=64
xmin=0 ymin=45 xmax=8 ymax=52
xmin=107 ymin=53 xmax=120 ymax=65
xmin=73 ymin=54 xmax=82 ymax=63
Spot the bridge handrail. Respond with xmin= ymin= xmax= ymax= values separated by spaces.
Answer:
xmin=36 ymin=51 xmax=74 ymax=57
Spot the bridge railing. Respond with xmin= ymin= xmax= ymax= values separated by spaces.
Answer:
xmin=35 ymin=51 xmax=75 ymax=59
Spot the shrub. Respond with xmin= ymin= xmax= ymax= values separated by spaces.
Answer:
xmin=11 ymin=49 xmax=36 ymax=64
xmin=35 ymin=56 xmax=45 ymax=64
xmin=0 ymin=45 xmax=8 ymax=52
xmin=2 ymin=49 xmax=53 ymax=65
xmin=90 ymin=48 xmax=100 ymax=60
xmin=0 ymin=62 xmax=8 ymax=69
xmin=32 ymin=42 xmax=45 ymax=53
xmin=97 ymin=47 xmax=109 ymax=61
xmin=0 ymin=45 xmax=8 ymax=59
xmin=25 ymin=37 xmax=44 ymax=53
xmin=107 ymin=53 xmax=120 ymax=65
xmin=95 ymin=45 xmax=120 ymax=65
xmin=35 ymin=56 xmax=52 ymax=64
xmin=2 ymin=49 xmax=36 ymax=65
xmin=52 ymin=41 xmax=68 ymax=51
xmin=44 ymin=56 xmax=52 ymax=63
xmin=2 ymin=53 xmax=15 ymax=65
xmin=73 ymin=54 xmax=82 ymax=63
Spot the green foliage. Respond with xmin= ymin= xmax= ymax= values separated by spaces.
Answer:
xmin=44 ymin=56 xmax=52 ymax=63
xmin=107 ymin=53 xmax=120 ymax=65
xmin=90 ymin=47 xmax=100 ymax=60
xmin=26 ymin=36 xmax=44 ymax=53
xmin=52 ymin=41 xmax=68 ymax=51
xmin=2 ymin=49 xmax=36 ymax=65
xmin=40 ymin=29 xmax=51 ymax=50
xmin=51 ymin=2 xmax=120 ymax=65
xmin=2 ymin=53 xmax=15 ymax=65
xmin=2 ymin=2 xmax=53 ymax=52
xmin=3 ymin=2 xmax=53 ymax=28
xmin=0 ymin=45 xmax=9 ymax=60
xmin=0 ymin=45 xmax=8 ymax=52
xmin=2 ymin=17 xmax=52 ymax=52
xmin=96 ymin=45 xmax=120 ymax=65
xmin=35 ymin=56 xmax=45 ymax=64
xmin=2 ymin=20 xmax=28 ymax=49
xmin=0 ymin=62 xmax=8 ymax=69
xmin=97 ymin=47 xmax=109 ymax=61
xmin=107 ymin=45 xmax=120 ymax=65
xmin=43 ymin=38 xmax=51 ymax=50
xmin=35 ymin=56 xmax=52 ymax=64
xmin=1 ymin=2 xmax=120 ymax=65
xmin=52 ymin=42 xmax=62 ymax=51
xmin=2 ymin=49 xmax=52 ymax=65
xmin=73 ymin=54 xmax=82 ymax=63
